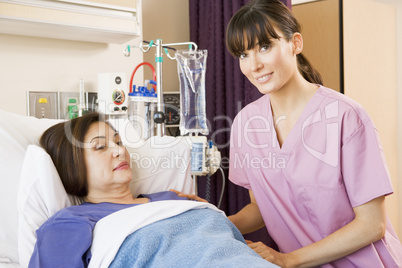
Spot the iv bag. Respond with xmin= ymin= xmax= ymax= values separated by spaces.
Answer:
xmin=176 ymin=49 xmax=208 ymax=135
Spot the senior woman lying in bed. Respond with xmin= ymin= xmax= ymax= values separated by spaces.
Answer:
xmin=29 ymin=112 xmax=277 ymax=268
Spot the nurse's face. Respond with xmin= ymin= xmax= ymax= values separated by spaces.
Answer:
xmin=239 ymin=30 xmax=300 ymax=95
xmin=83 ymin=122 xmax=132 ymax=195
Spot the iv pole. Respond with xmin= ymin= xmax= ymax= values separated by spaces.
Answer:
xmin=124 ymin=39 xmax=198 ymax=137
xmin=124 ymin=40 xmax=222 ymax=201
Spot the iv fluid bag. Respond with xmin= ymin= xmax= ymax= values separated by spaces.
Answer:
xmin=176 ymin=49 xmax=208 ymax=135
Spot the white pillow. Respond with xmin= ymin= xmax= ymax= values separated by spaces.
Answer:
xmin=17 ymin=145 xmax=82 ymax=268
xmin=129 ymin=135 xmax=194 ymax=198
xmin=0 ymin=110 xmax=62 ymax=265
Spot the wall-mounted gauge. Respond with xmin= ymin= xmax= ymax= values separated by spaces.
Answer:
xmin=112 ymin=88 xmax=125 ymax=105
xmin=163 ymin=92 xmax=180 ymax=125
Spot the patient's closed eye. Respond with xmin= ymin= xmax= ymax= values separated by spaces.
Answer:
xmin=95 ymin=144 xmax=106 ymax=150
xmin=114 ymin=133 xmax=123 ymax=146
xmin=91 ymin=139 xmax=107 ymax=151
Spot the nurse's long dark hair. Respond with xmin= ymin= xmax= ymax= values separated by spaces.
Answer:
xmin=226 ymin=0 xmax=323 ymax=85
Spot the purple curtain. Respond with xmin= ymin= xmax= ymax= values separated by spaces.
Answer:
xmin=189 ymin=0 xmax=291 ymax=248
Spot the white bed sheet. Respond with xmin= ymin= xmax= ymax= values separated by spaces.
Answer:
xmin=0 ymin=261 xmax=16 ymax=268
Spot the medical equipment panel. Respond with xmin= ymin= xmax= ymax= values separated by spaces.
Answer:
xmin=190 ymin=136 xmax=208 ymax=176
xmin=86 ymin=92 xmax=98 ymax=113
xmin=163 ymin=92 xmax=180 ymax=126
xmin=27 ymin=91 xmax=58 ymax=119
xmin=58 ymin=91 xmax=98 ymax=119
xmin=59 ymin=92 xmax=79 ymax=119
xmin=163 ymin=92 xmax=181 ymax=137
xmin=188 ymin=136 xmax=222 ymax=176
xmin=97 ymin=73 xmax=129 ymax=116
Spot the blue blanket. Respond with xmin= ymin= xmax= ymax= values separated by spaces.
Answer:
xmin=109 ymin=208 xmax=278 ymax=268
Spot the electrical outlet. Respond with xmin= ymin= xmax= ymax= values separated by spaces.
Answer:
xmin=27 ymin=91 xmax=58 ymax=119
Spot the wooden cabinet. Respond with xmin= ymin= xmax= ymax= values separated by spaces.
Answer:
xmin=293 ymin=0 xmax=341 ymax=92
xmin=293 ymin=0 xmax=401 ymax=238
xmin=0 ymin=0 xmax=140 ymax=43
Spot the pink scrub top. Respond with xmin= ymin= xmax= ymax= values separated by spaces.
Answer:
xmin=229 ymin=86 xmax=402 ymax=267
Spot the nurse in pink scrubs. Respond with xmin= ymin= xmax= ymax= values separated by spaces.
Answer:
xmin=226 ymin=0 xmax=402 ymax=267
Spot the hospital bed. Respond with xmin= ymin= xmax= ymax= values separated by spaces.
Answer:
xmin=0 ymin=109 xmax=194 ymax=267
xmin=0 ymin=109 xmax=276 ymax=268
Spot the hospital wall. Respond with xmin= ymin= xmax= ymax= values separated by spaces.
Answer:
xmin=0 ymin=35 xmax=144 ymax=116
xmin=141 ymin=0 xmax=190 ymax=94
xmin=0 ymin=0 xmax=189 ymax=117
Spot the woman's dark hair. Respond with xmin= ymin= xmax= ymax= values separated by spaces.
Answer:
xmin=226 ymin=0 xmax=323 ymax=85
xmin=40 ymin=112 xmax=110 ymax=197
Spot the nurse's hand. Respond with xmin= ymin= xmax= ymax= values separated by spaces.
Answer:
xmin=169 ymin=189 xmax=209 ymax=203
xmin=246 ymin=240 xmax=294 ymax=268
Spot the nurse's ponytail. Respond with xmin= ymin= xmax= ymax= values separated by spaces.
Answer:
xmin=297 ymin=53 xmax=323 ymax=85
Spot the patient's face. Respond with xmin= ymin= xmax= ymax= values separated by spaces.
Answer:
xmin=83 ymin=122 xmax=132 ymax=197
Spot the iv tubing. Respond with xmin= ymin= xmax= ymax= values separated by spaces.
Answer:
xmin=217 ymin=166 xmax=226 ymax=209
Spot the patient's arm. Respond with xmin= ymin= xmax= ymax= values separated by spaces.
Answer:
xmin=228 ymin=190 xmax=265 ymax=234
